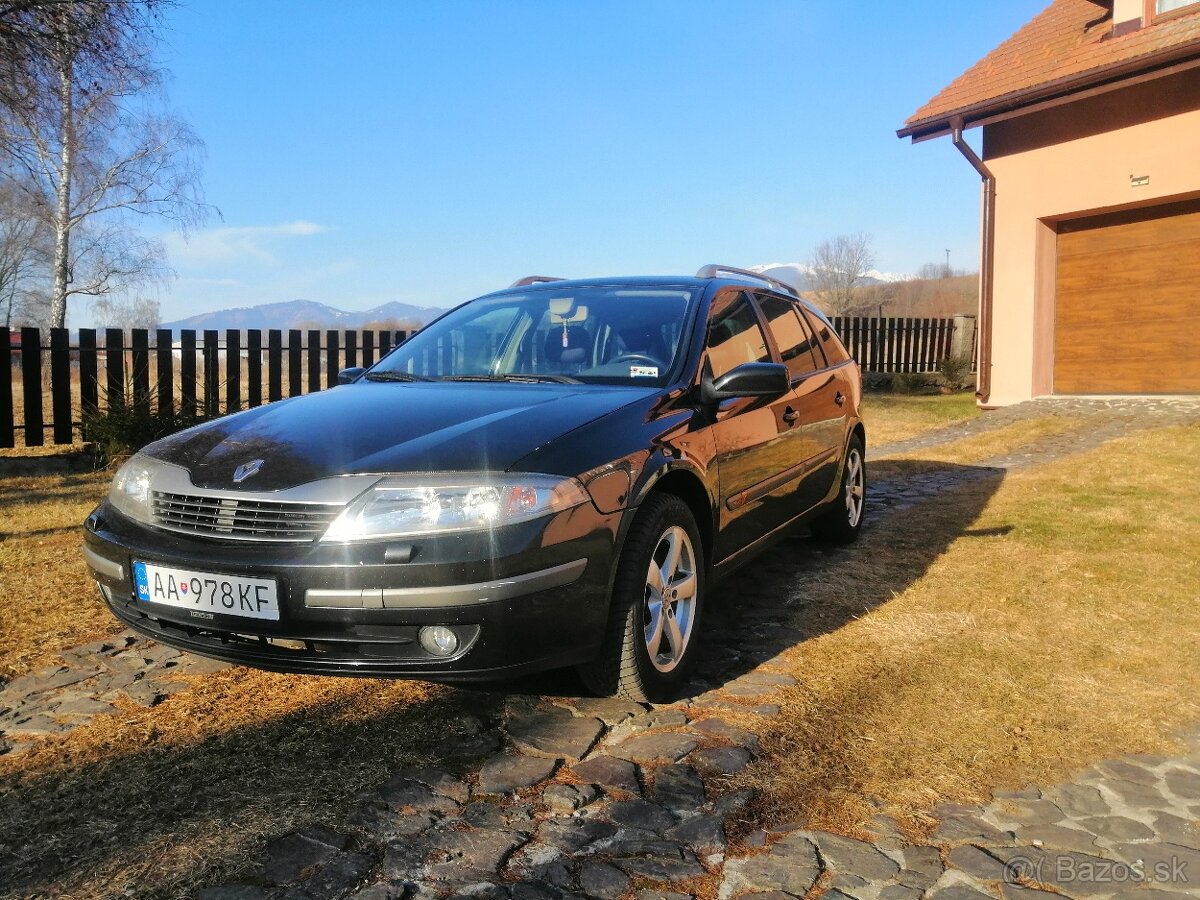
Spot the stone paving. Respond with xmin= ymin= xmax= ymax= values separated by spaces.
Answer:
xmin=2 ymin=397 xmax=1199 ymax=898
xmin=0 ymin=631 xmax=227 ymax=753
xmin=186 ymin=698 xmax=1200 ymax=900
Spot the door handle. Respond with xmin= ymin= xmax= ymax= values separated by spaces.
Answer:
xmin=782 ymin=408 xmax=799 ymax=425
xmin=834 ymin=392 xmax=845 ymax=407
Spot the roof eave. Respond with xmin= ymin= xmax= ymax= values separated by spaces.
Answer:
xmin=898 ymin=38 xmax=1200 ymax=143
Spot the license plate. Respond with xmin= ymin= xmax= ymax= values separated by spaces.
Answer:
xmin=133 ymin=561 xmax=280 ymax=621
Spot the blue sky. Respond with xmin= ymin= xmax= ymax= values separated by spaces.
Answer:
xmin=142 ymin=0 xmax=1048 ymax=323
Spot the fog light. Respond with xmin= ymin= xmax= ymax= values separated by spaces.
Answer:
xmin=419 ymin=625 xmax=459 ymax=657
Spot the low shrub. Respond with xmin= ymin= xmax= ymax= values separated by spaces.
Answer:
xmin=936 ymin=354 xmax=975 ymax=393
xmin=890 ymin=372 xmax=926 ymax=394
xmin=83 ymin=398 xmax=201 ymax=466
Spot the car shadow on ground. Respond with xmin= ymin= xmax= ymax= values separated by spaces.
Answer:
xmin=485 ymin=460 xmax=1006 ymax=699
xmin=0 ymin=459 xmax=1005 ymax=896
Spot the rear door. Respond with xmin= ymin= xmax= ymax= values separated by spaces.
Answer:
xmin=796 ymin=305 xmax=857 ymax=506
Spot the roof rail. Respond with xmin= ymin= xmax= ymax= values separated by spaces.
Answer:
xmin=695 ymin=264 xmax=800 ymax=299
xmin=509 ymin=275 xmax=566 ymax=288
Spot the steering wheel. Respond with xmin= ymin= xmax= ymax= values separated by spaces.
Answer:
xmin=610 ymin=353 xmax=664 ymax=368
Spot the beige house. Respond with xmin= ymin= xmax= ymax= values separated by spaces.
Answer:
xmin=900 ymin=0 xmax=1200 ymax=406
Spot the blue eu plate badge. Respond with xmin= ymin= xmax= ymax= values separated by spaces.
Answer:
xmin=133 ymin=561 xmax=150 ymax=601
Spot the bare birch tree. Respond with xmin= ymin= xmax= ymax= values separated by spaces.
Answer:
xmin=1 ymin=0 xmax=210 ymax=329
xmin=807 ymin=232 xmax=877 ymax=315
xmin=0 ymin=178 xmax=51 ymax=327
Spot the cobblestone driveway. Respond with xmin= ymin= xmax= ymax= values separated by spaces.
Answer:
xmin=2 ymin=398 xmax=1198 ymax=900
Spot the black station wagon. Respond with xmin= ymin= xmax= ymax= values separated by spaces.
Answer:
xmin=84 ymin=266 xmax=866 ymax=700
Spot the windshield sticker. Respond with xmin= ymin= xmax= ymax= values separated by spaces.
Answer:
xmin=630 ymin=365 xmax=658 ymax=378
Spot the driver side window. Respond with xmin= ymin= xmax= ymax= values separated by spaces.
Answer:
xmin=705 ymin=292 xmax=770 ymax=379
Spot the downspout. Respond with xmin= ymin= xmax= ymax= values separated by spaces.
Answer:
xmin=950 ymin=119 xmax=995 ymax=406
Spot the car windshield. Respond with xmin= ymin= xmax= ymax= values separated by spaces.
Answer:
xmin=370 ymin=286 xmax=694 ymax=386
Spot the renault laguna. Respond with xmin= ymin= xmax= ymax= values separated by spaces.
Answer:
xmin=84 ymin=266 xmax=866 ymax=701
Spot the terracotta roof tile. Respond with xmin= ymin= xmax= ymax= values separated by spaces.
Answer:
xmin=905 ymin=0 xmax=1200 ymax=131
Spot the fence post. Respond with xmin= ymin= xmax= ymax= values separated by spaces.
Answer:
xmin=203 ymin=330 xmax=219 ymax=417
xmin=105 ymin=328 xmax=126 ymax=413
xmin=21 ymin=326 xmax=43 ymax=446
xmin=131 ymin=329 xmax=150 ymax=413
xmin=0 ymin=327 xmax=12 ymax=448
xmin=289 ymin=330 xmax=304 ymax=397
xmin=362 ymin=331 xmax=375 ymax=367
xmin=306 ymin=330 xmax=320 ymax=393
xmin=325 ymin=329 xmax=340 ymax=388
xmin=50 ymin=328 xmax=72 ymax=444
xmin=180 ymin=330 xmax=197 ymax=415
xmin=268 ymin=329 xmax=283 ymax=402
xmin=79 ymin=329 xmax=98 ymax=439
xmin=156 ymin=329 xmax=174 ymax=415
xmin=950 ymin=315 xmax=976 ymax=360
xmin=226 ymin=329 xmax=241 ymax=413
xmin=247 ymin=329 xmax=262 ymax=408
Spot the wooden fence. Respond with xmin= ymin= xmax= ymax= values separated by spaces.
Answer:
xmin=0 ymin=327 xmax=411 ymax=449
xmin=829 ymin=314 xmax=973 ymax=375
xmin=1 ymin=315 xmax=974 ymax=449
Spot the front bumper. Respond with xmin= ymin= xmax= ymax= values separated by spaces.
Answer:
xmin=83 ymin=499 xmax=622 ymax=679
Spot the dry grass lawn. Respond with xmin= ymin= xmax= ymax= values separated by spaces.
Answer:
xmin=734 ymin=421 xmax=1200 ymax=839
xmin=860 ymin=391 xmax=980 ymax=446
xmin=0 ymin=450 xmax=115 ymax=680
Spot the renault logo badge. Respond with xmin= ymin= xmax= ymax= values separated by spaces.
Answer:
xmin=233 ymin=459 xmax=265 ymax=483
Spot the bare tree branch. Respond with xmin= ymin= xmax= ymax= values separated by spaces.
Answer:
xmin=807 ymin=233 xmax=877 ymax=316
xmin=0 ymin=0 xmax=211 ymax=328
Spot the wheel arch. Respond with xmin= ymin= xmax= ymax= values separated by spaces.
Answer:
xmin=852 ymin=420 xmax=866 ymax=454
xmin=636 ymin=467 xmax=715 ymax=572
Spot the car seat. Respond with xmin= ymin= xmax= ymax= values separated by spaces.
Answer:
xmin=543 ymin=326 xmax=591 ymax=371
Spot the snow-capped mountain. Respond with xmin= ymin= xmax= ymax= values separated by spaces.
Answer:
xmin=748 ymin=263 xmax=912 ymax=294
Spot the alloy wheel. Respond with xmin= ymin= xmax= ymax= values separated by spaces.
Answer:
xmin=844 ymin=447 xmax=865 ymax=527
xmin=643 ymin=525 xmax=697 ymax=673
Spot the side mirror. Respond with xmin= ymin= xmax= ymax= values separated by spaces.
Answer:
xmin=701 ymin=362 xmax=789 ymax=403
xmin=338 ymin=367 xmax=366 ymax=385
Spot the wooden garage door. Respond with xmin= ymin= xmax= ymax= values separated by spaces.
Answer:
xmin=1055 ymin=198 xmax=1200 ymax=394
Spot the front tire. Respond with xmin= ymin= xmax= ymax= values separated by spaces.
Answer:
xmin=811 ymin=434 xmax=865 ymax=544
xmin=579 ymin=494 xmax=705 ymax=702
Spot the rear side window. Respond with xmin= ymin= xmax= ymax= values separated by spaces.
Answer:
xmin=705 ymin=292 xmax=770 ymax=379
xmin=799 ymin=307 xmax=850 ymax=365
xmin=755 ymin=293 xmax=822 ymax=380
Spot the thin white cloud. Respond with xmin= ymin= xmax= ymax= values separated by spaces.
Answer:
xmin=165 ymin=220 xmax=328 ymax=266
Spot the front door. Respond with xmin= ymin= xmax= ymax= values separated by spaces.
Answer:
xmin=703 ymin=291 xmax=807 ymax=562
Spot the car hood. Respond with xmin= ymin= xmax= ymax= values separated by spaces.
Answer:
xmin=145 ymin=381 xmax=657 ymax=491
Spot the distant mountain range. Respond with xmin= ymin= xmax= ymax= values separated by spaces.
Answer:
xmin=158 ymin=299 xmax=447 ymax=332
xmin=748 ymin=262 xmax=911 ymax=294
xmin=158 ymin=265 xmax=918 ymax=332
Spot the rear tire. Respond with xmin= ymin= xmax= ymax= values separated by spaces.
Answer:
xmin=578 ymin=494 xmax=705 ymax=702
xmin=811 ymin=434 xmax=865 ymax=544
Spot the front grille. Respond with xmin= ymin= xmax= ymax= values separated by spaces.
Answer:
xmin=151 ymin=491 xmax=341 ymax=542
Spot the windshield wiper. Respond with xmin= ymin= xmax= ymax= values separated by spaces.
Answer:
xmin=442 ymin=374 xmax=582 ymax=385
xmin=363 ymin=371 xmax=434 ymax=382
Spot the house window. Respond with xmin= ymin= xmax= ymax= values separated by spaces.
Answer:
xmin=1156 ymin=0 xmax=1198 ymax=14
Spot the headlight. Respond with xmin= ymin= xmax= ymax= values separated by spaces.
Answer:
xmin=108 ymin=453 xmax=163 ymax=524
xmin=321 ymin=474 xmax=589 ymax=541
